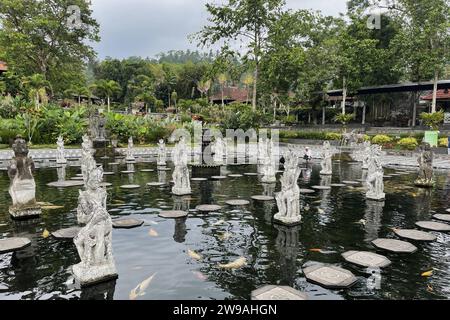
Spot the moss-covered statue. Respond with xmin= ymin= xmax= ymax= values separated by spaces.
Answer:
xmin=415 ymin=142 xmax=434 ymax=188
xmin=7 ymin=136 xmax=41 ymax=219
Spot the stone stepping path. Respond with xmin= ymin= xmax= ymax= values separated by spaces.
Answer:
xmin=100 ymin=182 xmax=112 ymax=187
xmin=342 ymin=251 xmax=391 ymax=268
xmin=251 ymin=195 xmax=275 ymax=201
xmin=47 ymin=181 xmax=84 ymax=187
xmin=211 ymin=176 xmax=227 ymax=180
xmin=251 ymin=285 xmax=308 ymax=301
xmin=299 ymin=189 xmax=316 ymax=194
xmin=109 ymin=162 xmax=120 ymax=165
xmin=191 ymin=178 xmax=208 ymax=182
xmin=393 ymin=229 xmax=436 ymax=242
xmin=372 ymin=238 xmax=417 ymax=253
xmin=432 ymin=214 xmax=450 ymax=222
xmin=0 ymin=237 xmax=31 ymax=254
xmin=244 ymin=173 xmax=259 ymax=176
xmin=70 ymin=177 xmax=84 ymax=180
xmin=52 ymin=227 xmax=81 ymax=240
xmin=196 ymin=205 xmax=222 ymax=212
xmin=112 ymin=218 xmax=144 ymax=229
xmin=140 ymin=169 xmax=155 ymax=172
xmin=159 ymin=210 xmax=188 ymax=219
xmin=303 ymin=264 xmax=358 ymax=289
xmin=225 ymin=199 xmax=250 ymax=206
xmin=342 ymin=181 xmax=360 ymax=185
xmin=330 ymin=184 xmax=346 ymax=187
xmin=103 ymin=172 xmax=114 ymax=175
xmin=415 ymin=221 xmax=450 ymax=232
xmin=158 ymin=167 xmax=172 ymax=171
xmin=147 ymin=182 xmax=166 ymax=187
xmin=121 ymin=171 xmax=135 ymax=174
xmin=312 ymin=186 xmax=331 ymax=190
xmin=228 ymin=174 xmax=243 ymax=178
xmin=120 ymin=185 xmax=141 ymax=189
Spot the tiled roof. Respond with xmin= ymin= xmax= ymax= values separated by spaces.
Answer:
xmin=210 ymin=86 xmax=250 ymax=103
xmin=421 ymin=89 xmax=450 ymax=101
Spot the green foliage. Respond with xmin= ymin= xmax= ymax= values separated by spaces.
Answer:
xmin=439 ymin=137 xmax=448 ymax=148
xmin=333 ymin=113 xmax=355 ymax=125
xmin=325 ymin=132 xmax=342 ymax=141
xmin=420 ymin=111 xmax=444 ymax=130
xmin=372 ymin=134 xmax=393 ymax=145
xmin=397 ymin=137 xmax=419 ymax=150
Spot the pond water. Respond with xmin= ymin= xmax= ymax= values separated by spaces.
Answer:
xmin=0 ymin=158 xmax=450 ymax=300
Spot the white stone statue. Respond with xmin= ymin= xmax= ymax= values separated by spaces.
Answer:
xmin=81 ymin=135 xmax=98 ymax=189
xmin=157 ymin=139 xmax=167 ymax=166
xmin=172 ymin=136 xmax=191 ymax=195
xmin=366 ymin=144 xmax=385 ymax=201
xmin=212 ymin=136 xmax=227 ymax=164
xmin=73 ymin=163 xmax=117 ymax=286
xmin=274 ymin=150 xmax=302 ymax=225
xmin=261 ymin=139 xmax=276 ymax=183
xmin=57 ymin=165 xmax=66 ymax=182
xmin=320 ymin=141 xmax=333 ymax=175
xmin=126 ymin=137 xmax=135 ymax=162
xmin=56 ymin=136 xmax=67 ymax=164
xmin=7 ymin=136 xmax=41 ymax=219
xmin=361 ymin=141 xmax=371 ymax=170
xmin=415 ymin=142 xmax=434 ymax=187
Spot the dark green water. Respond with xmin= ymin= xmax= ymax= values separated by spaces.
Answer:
xmin=0 ymin=159 xmax=450 ymax=300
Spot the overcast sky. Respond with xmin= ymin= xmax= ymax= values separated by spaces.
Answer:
xmin=90 ymin=0 xmax=348 ymax=59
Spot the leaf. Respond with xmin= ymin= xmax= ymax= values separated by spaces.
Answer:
xmin=129 ymin=273 xmax=157 ymax=300
xmin=421 ymin=270 xmax=433 ymax=277
xmin=309 ymin=248 xmax=323 ymax=253
xmin=42 ymin=229 xmax=50 ymax=238
xmin=217 ymin=257 xmax=247 ymax=269
xmin=188 ymin=249 xmax=203 ymax=261
xmin=148 ymin=229 xmax=158 ymax=237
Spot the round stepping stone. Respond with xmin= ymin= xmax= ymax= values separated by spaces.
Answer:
xmin=251 ymin=195 xmax=275 ymax=201
xmin=0 ymin=237 xmax=31 ymax=254
xmin=121 ymin=171 xmax=135 ymax=174
xmin=112 ymin=218 xmax=144 ymax=229
xmin=191 ymin=178 xmax=208 ymax=181
xmin=433 ymin=214 xmax=450 ymax=222
xmin=330 ymin=183 xmax=346 ymax=187
xmin=99 ymin=182 xmax=112 ymax=187
xmin=303 ymin=265 xmax=357 ymax=289
xmin=225 ymin=199 xmax=250 ymax=206
xmin=76 ymin=174 xmax=83 ymax=177
xmin=372 ymin=238 xmax=417 ymax=253
xmin=47 ymin=180 xmax=84 ymax=187
xmin=140 ymin=169 xmax=155 ymax=172
xmin=312 ymin=186 xmax=331 ymax=190
xmin=342 ymin=251 xmax=391 ymax=268
xmin=196 ymin=205 xmax=222 ymax=212
xmin=211 ymin=176 xmax=227 ymax=180
xmin=70 ymin=176 xmax=84 ymax=180
xmin=384 ymin=175 xmax=393 ymax=178
xmin=147 ymin=182 xmax=166 ymax=187
xmin=109 ymin=162 xmax=120 ymax=165
xmin=342 ymin=181 xmax=360 ymax=185
xmin=251 ymin=285 xmax=308 ymax=301
xmin=446 ymin=209 xmax=450 ymax=213
xmin=299 ymin=189 xmax=316 ymax=194
xmin=158 ymin=167 xmax=171 ymax=171
xmin=393 ymin=229 xmax=436 ymax=242
xmin=415 ymin=221 xmax=450 ymax=232
xmin=120 ymin=184 xmax=141 ymax=189
xmin=159 ymin=210 xmax=188 ymax=219
xmin=103 ymin=172 xmax=114 ymax=175
xmin=228 ymin=174 xmax=243 ymax=178
xmin=52 ymin=227 xmax=81 ymax=240
xmin=244 ymin=173 xmax=259 ymax=176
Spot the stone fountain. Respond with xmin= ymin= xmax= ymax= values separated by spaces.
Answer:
xmin=7 ymin=136 xmax=41 ymax=219
xmin=415 ymin=142 xmax=434 ymax=188
xmin=366 ymin=144 xmax=385 ymax=201
xmin=172 ymin=136 xmax=192 ymax=196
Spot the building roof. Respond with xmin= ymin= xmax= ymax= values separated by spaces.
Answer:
xmin=421 ymin=89 xmax=450 ymax=101
xmin=210 ymin=86 xmax=250 ymax=103
xmin=0 ymin=61 xmax=7 ymax=72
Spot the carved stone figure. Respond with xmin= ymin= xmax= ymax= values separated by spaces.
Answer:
xmin=89 ymin=114 xmax=107 ymax=141
xmin=274 ymin=150 xmax=302 ymax=226
xmin=7 ymin=136 xmax=41 ymax=219
xmin=361 ymin=141 xmax=371 ymax=170
xmin=212 ymin=136 xmax=227 ymax=164
xmin=172 ymin=136 xmax=191 ymax=195
xmin=320 ymin=141 xmax=333 ymax=175
xmin=56 ymin=136 xmax=67 ymax=164
xmin=415 ymin=142 xmax=434 ymax=187
xmin=366 ymin=145 xmax=385 ymax=201
xmin=261 ymin=139 xmax=276 ymax=183
xmin=73 ymin=148 xmax=116 ymax=286
xmin=157 ymin=139 xmax=167 ymax=166
xmin=125 ymin=137 xmax=135 ymax=162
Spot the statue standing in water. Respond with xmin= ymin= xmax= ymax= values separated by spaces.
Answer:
xmin=415 ymin=142 xmax=434 ymax=187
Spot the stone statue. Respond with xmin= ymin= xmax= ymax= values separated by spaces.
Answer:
xmin=7 ymin=136 xmax=41 ymax=219
xmin=125 ymin=137 xmax=135 ymax=162
xmin=157 ymin=139 xmax=167 ymax=166
xmin=172 ymin=136 xmax=191 ymax=195
xmin=89 ymin=114 xmax=107 ymax=141
xmin=366 ymin=145 xmax=385 ymax=201
xmin=212 ymin=136 xmax=227 ymax=164
xmin=73 ymin=163 xmax=117 ymax=286
xmin=361 ymin=141 xmax=371 ymax=170
xmin=274 ymin=150 xmax=302 ymax=225
xmin=56 ymin=136 xmax=67 ymax=164
xmin=261 ymin=139 xmax=276 ymax=183
xmin=320 ymin=141 xmax=333 ymax=175
xmin=415 ymin=142 xmax=434 ymax=187
xmin=81 ymin=135 xmax=97 ymax=189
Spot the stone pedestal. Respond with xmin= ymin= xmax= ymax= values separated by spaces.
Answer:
xmin=73 ymin=263 xmax=118 ymax=287
xmin=9 ymin=204 xmax=41 ymax=220
xmin=273 ymin=213 xmax=302 ymax=226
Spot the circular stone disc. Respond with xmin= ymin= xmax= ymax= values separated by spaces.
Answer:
xmin=70 ymin=177 xmax=84 ymax=181
xmin=251 ymin=195 xmax=275 ymax=201
xmin=330 ymin=184 xmax=346 ymax=187
xmin=158 ymin=167 xmax=172 ymax=171
xmin=251 ymin=285 xmax=308 ymax=301
xmin=299 ymin=189 xmax=316 ymax=194
xmin=312 ymin=186 xmax=331 ymax=190
xmin=141 ymin=169 xmax=155 ymax=172
xmin=342 ymin=251 xmax=391 ymax=268
xmin=433 ymin=214 xmax=450 ymax=222
xmin=303 ymin=265 xmax=358 ymax=289
xmin=225 ymin=199 xmax=250 ymax=206
xmin=109 ymin=162 xmax=120 ymax=165
xmin=47 ymin=180 xmax=85 ymax=187
xmin=147 ymin=182 xmax=166 ymax=187
xmin=52 ymin=227 xmax=81 ymax=240
xmin=0 ymin=237 xmax=31 ymax=254
xmin=112 ymin=218 xmax=144 ymax=229
xmin=100 ymin=182 xmax=112 ymax=187
xmin=342 ymin=181 xmax=360 ymax=185
xmin=103 ymin=172 xmax=114 ymax=175
xmin=121 ymin=171 xmax=135 ymax=174
xmin=211 ymin=176 xmax=227 ymax=180
xmin=372 ymin=238 xmax=417 ymax=253
xmin=393 ymin=229 xmax=437 ymax=242
xmin=120 ymin=184 xmax=141 ymax=189
xmin=191 ymin=178 xmax=208 ymax=181
xmin=244 ymin=173 xmax=259 ymax=176
xmin=228 ymin=174 xmax=243 ymax=178
xmin=196 ymin=204 xmax=222 ymax=212
xmin=415 ymin=221 xmax=450 ymax=232
xmin=159 ymin=210 xmax=188 ymax=219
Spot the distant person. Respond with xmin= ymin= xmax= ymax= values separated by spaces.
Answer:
xmin=303 ymin=147 xmax=312 ymax=162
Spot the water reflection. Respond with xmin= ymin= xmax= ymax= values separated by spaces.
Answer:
xmin=56 ymin=165 xmax=67 ymax=182
xmin=173 ymin=218 xmax=188 ymax=243
xmin=158 ymin=170 xmax=167 ymax=185
xmin=262 ymin=183 xmax=275 ymax=197
xmin=274 ymin=224 xmax=300 ymax=286
xmin=79 ymin=279 xmax=116 ymax=300
xmin=364 ymin=200 xmax=385 ymax=242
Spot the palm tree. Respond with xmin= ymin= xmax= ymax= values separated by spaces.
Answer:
xmin=21 ymin=74 xmax=52 ymax=109
xmin=217 ymin=73 xmax=228 ymax=108
xmin=197 ymin=79 xmax=211 ymax=98
xmin=65 ymin=85 xmax=91 ymax=105
xmin=242 ymin=73 xmax=254 ymax=104
xmin=92 ymin=79 xmax=121 ymax=112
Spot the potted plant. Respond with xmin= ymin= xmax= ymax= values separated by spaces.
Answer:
xmin=420 ymin=111 xmax=444 ymax=147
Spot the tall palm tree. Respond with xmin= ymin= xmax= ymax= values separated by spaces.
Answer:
xmin=217 ymin=73 xmax=228 ymax=108
xmin=21 ymin=74 xmax=52 ymax=109
xmin=242 ymin=73 xmax=254 ymax=104
xmin=197 ymin=79 xmax=211 ymax=98
xmin=65 ymin=85 xmax=91 ymax=105
xmin=92 ymin=79 xmax=121 ymax=112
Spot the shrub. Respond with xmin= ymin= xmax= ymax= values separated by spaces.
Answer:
xmin=439 ymin=137 xmax=448 ymax=148
xmin=333 ymin=113 xmax=355 ymax=125
xmin=325 ymin=132 xmax=342 ymax=141
xmin=420 ymin=111 xmax=444 ymax=130
xmin=372 ymin=134 xmax=392 ymax=145
xmin=283 ymin=115 xmax=297 ymax=125
xmin=397 ymin=137 xmax=419 ymax=150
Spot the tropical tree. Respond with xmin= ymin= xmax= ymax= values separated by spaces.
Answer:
xmin=241 ymin=73 xmax=254 ymax=103
xmin=21 ymin=74 xmax=52 ymax=109
xmin=92 ymin=79 xmax=121 ymax=112
xmin=217 ymin=73 xmax=228 ymax=108
xmin=65 ymin=85 xmax=91 ymax=105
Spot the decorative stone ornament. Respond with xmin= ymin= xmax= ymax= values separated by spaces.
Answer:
xmin=415 ymin=142 xmax=434 ymax=188
xmin=261 ymin=138 xmax=277 ymax=183
xmin=320 ymin=141 xmax=333 ymax=176
xmin=366 ymin=144 xmax=385 ymax=201
xmin=56 ymin=136 xmax=67 ymax=164
xmin=125 ymin=137 xmax=135 ymax=162
xmin=157 ymin=139 xmax=167 ymax=167
xmin=172 ymin=136 xmax=191 ymax=196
